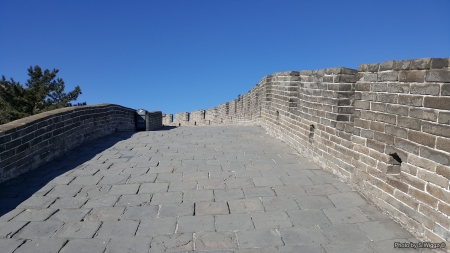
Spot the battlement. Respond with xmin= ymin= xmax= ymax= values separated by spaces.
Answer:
xmin=165 ymin=57 xmax=450 ymax=244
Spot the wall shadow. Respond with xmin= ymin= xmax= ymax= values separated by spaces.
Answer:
xmin=0 ymin=131 xmax=136 ymax=219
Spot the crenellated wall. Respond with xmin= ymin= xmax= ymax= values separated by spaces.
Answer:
xmin=0 ymin=104 xmax=136 ymax=183
xmin=165 ymin=57 xmax=450 ymax=244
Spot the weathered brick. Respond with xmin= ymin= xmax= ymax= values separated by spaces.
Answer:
xmin=423 ymin=97 xmax=450 ymax=110
xmin=361 ymin=129 xmax=374 ymax=139
xmin=376 ymin=93 xmax=398 ymax=103
xmin=385 ymin=125 xmax=408 ymax=138
xmin=378 ymin=72 xmax=398 ymax=82
xmin=422 ymin=122 xmax=450 ymax=138
xmin=374 ymin=112 xmax=396 ymax=125
xmin=398 ymin=94 xmax=423 ymax=107
xmin=431 ymin=58 xmax=450 ymax=69
xmin=410 ymin=83 xmax=441 ymax=95
xmin=354 ymin=144 xmax=370 ymax=155
xmin=400 ymin=171 xmax=426 ymax=191
xmin=354 ymin=100 xmax=370 ymax=110
xmin=418 ymin=169 xmax=449 ymax=188
xmin=408 ymin=187 xmax=439 ymax=208
xmin=436 ymin=137 xmax=450 ymax=153
xmin=397 ymin=116 xmax=421 ymax=131
xmin=420 ymin=146 xmax=450 ymax=165
xmin=442 ymin=83 xmax=450 ymax=96
xmin=408 ymin=108 xmax=437 ymax=122
xmin=371 ymin=102 xmax=386 ymax=112
xmin=438 ymin=202 xmax=450 ymax=217
xmin=361 ymin=92 xmax=377 ymax=101
xmin=386 ymin=104 xmax=408 ymax=116
xmin=436 ymin=165 xmax=450 ymax=180
xmin=398 ymin=70 xmax=425 ymax=83
xmin=367 ymin=139 xmax=385 ymax=153
xmin=371 ymin=83 xmax=387 ymax=92
xmin=407 ymin=154 xmax=436 ymax=171
xmin=394 ymin=137 xmax=420 ymax=155
xmin=355 ymin=83 xmax=371 ymax=91
xmin=438 ymin=111 xmax=450 ymax=124
xmin=367 ymin=63 xmax=379 ymax=72
xmin=411 ymin=58 xmax=431 ymax=70
xmin=394 ymin=60 xmax=411 ymax=70
xmin=370 ymin=121 xmax=385 ymax=132
xmin=407 ymin=130 xmax=436 ymax=148
xmin=393 ymin=189 xmax=419 ymax=210
xmin=379 ymin=60 xmax=395 ymax=71
xmin=363 ymin=73 xmax=377 ymax=82
xmin=373 ymin=132 xmax=394 ymax=145
xmin=425 ymin=70 xmax=450 ymax=83
xmin=386 ymin=176 xmax=409 ymax=193
xmin=418 ymin=203 xmax=450 ymax=229
xmin=387 ymin=83 xmax=410 ymax=93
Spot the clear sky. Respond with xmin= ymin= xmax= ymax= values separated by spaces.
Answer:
xmin=1 ymin=1 xmax=449 ymax=115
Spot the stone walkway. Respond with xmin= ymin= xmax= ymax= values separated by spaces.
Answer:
xmin=0 ymin=126 xmax=436 ymax=253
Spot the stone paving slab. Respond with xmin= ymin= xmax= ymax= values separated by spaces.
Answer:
xmin=0 ymin=126 xmax=439 ymax=252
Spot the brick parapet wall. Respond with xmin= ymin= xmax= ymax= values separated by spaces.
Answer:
xmin=166 ymin=57 xmax=450 ymax=245
xmin=146 ymin=111 xmax=163 ymax=131
xmin=0 ymin=104 xmax=135 ymax=183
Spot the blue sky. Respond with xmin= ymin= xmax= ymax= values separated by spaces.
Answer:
xmin=1 ymin=1 xmax=449 ymax=115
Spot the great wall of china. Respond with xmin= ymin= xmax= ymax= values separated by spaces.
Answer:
xmin=1 ymin=57 xmax=449 ymax=246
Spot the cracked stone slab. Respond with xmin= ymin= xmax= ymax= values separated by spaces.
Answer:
xmin=260 ymin=196 xmax=299 ymax=211
xmin=83 ymin=195 xmax=119 ymax=208
xmin=138 ymin=183 xmax=169 ymax=194
xmin=11 ymin=209 xmax=58 ymax=222
xmin=136 ymin=217 xmax=177 ymax=236
xmin=279 ymin=226 xmax=328 ymax=245
xmin=121 ymin=206 xmax=159 ymax=220
xmin=47 ymin=208 xmax=91 ymax=222
xmin=115 ymin=194 xmax=151 ymax=207
xmin=195 ymin=202 xmax=229 ymax=216
xmin=13 ymin=221 xmax=64 ymax=239
xmin=49 ymin=197 xmax=89 ymax=209
xmin=214 ymin=189 xmax=244 ymax=201
xmin=95 ymin=220 xmax=139 ymax=238
xmin=159 ymin=203 xmax=194 ymax=217
xmin=13 ymin=238 xmax=67 ymax=253
xmin=150 ymin=233 xmax=194 ymax=253
xmin=150 ymin=192 xmax=182 ymax=205
xmin=323 ymin=207 xmax=369 ymax=224
xmin=55 ymin=221 xmax=101 ymax=238
xmin=59 ymin=238 xmax=110 ymax=253
xmin=0 ymin=222 xmax=27 ymax=238
xmin=215 ymin=213 xmax=254 ymax=231
xmin=83 ymin=207 xmax=125 ymax=221
xmin=104 ymin=237 xmax=152 ymax=253
xmin=195 ymin=231 xmax=238 ymax=251
xmin=251 ymin=210 xmax=293 ymax=229
xmin=177 ymin=215 xmax=215 ymax=233
xmin=228 ymin=198 xmax=264 ymax=213
xmin=287 ymin=209 xmax=331 ymax=227
xmin=0 ymin=239 xmax=25 ymax=253
xmin=236 ymin=229 xmax=284 ymax=248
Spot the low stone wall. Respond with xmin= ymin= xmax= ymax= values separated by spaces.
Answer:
xmin=0 ymin=104 xmax=135 ymax=183
xmin=167 ymin=57 xmax=450 ymax=245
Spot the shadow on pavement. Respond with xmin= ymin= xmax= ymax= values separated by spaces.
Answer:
xmin=0 ymin=131 xmax=136 ymax=219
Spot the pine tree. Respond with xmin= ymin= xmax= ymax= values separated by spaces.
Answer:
xmin=0 ymin=66 xmax=82 ymax=124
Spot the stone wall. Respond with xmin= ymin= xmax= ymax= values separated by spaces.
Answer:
xmin=0 ymin=104 xmax=135 ymax=183
xmin=146 ymin=111 xmax=163 ymax=131
xmin=167 ymin=57 xmax=450 ymax=244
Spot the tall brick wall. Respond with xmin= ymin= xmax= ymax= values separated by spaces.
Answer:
xmin=146 ymin=111 xmax=163 ymax=130
xmin=167 ymin=57 xmax=450 ymax=245
xmin=0 ymin=104 xmax=135 ymax=183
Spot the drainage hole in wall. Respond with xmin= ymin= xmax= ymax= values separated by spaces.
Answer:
xmin=389 ymin=153 xmax=402 ymax=165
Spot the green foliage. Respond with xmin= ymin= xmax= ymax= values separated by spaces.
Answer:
xmin=0 ymin=66 xmax=82 ymax=124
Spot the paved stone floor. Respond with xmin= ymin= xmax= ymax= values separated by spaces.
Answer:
xmin=0 ymin=126 xmax=438 ymax=253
